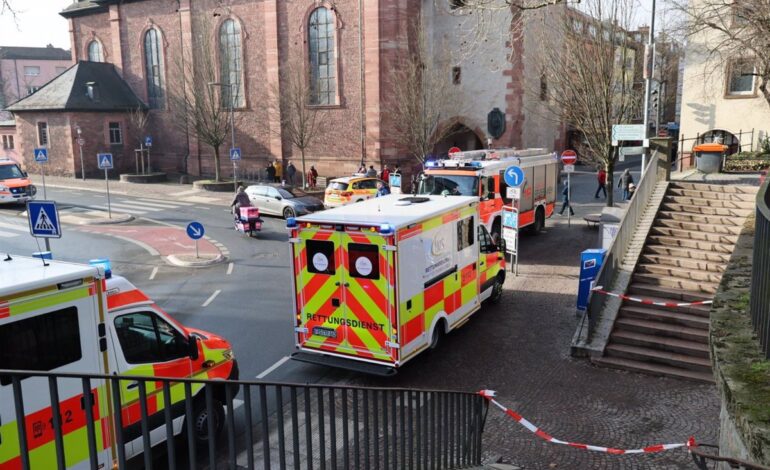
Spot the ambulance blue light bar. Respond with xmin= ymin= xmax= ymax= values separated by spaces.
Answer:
xmin=379 ymin=224 xmax=394 ymax=235
xmin=286 ymin=217 xmax=298 ymax=228
xmin=89 ymin=258 xmax=112 ymax=279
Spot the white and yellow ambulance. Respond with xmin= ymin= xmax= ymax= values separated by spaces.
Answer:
xmin=0 ymin=256 xmax=237 ymax=469
xmin=288 ymin=194 xmax=506 ymax=375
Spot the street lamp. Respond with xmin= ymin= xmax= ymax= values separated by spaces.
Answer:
xmin=208 ymin=81 xmax=237 ymax=192
xmin=76 ymin=126 xmax=85 ymax=181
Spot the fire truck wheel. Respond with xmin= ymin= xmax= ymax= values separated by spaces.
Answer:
xmin=429 ymin=321 xmax=445 ymax=350
xmin=532 ymin=207 xmax=545 ymax=234
xmin=190 ymin=397 xmax=225 ymax=444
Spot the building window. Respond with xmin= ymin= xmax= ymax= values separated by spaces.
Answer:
xmin=55 ymin=66 xmax=67 ymax=75
xmin=108 ymin=122 xmax=122 ymax=145
xmin=24 ymin=66 xmax=40 ymax=76
xmin=449 ymin=0 xmax=468 ymax=9
xmin=26 ymin=86 xmax=40 ymax=95
xmin=37 ymin=122 xmax=48 ymax=147
xmin=88 ymin=40 xmax=104 ymax=62
xmin=588 ymin=25 xmax=597 ymax=38
xmin=727 ymin=59 xmax=756 ymax=95
xmin=452 ymin=66 xmax=462 ymax=85
xmin=308 ymin=7 xmax=337 ymax=106
xmin=2 ymin=135 xmax=14 ymax=149
xmin=144 ymin=28 xmax=165 ymax=109
xmin=219 ymin=19 xmax=245 ymax=108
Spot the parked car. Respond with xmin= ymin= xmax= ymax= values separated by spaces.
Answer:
xmin=324 ymin=176 xmax=386 ymax=208
xmin=244 ymin=184 xmax=324 ymax=219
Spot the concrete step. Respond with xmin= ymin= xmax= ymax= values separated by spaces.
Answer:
xmin=667 ymin=187 xmax=757 ymax=202
xmin=660 ymin=202 xmax=752 ymax=218
xmin=663 ymin=195 xmax=755 ymax=210
xmin=636 ymin=263 xmax=724 ymax=284
xmin=592 ymin=355 xmax=714 ymax=383
xmin=669 ymin=181 xmax=759 ymax=195
xmin=657 ymin=210 xmax=744 ymax=227
xmin=609 ymin=330 xmax=710 ymax=358
xmin=632 ymin=273 xmax=720 ymax=294
xmin=639 ymin=253 xmax=725 ymax=273
xmin=620 ymin=305 xmax=710 ymax=328
xmin=649 ymin=226 xmax=738 ymax=244
xmin=615 ymin=317 xmax=709 ymax=342
xmin=643 ymin=244 xmax=732 ymax=263
xmin=654 ymin=218 xmax=744 ymax=235
xmin=604 ymin=343 xmax=713 ymax=373
xmin=647 ymin=235 xmax=735 ymax=254
xmin=626 ymin=283 xmax=712 ymax=303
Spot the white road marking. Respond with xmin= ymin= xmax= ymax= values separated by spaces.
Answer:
xmin=105 ymin=202 xmax=162 ymax=212
xmin=0 ymin=230 xmax=20 ymax=238
xmin=202 ymin=290 xmax=222 ymax=307
xmin=256 ymin=356 xmax=291 ymax=379
xmin=134 ymin=199 xmax=189 ymax=208
xmin=0 ymin=221 xmax=27 ymax=231
xmin=149 ymin=266 xmax=159 ymax=280
xmin=226 ymin=262 xmax=234 ymax=275
xmin=86 ymin=205 xmax=148 ymax=214
xmin=169 ymin=189 xmax=200 ymax=197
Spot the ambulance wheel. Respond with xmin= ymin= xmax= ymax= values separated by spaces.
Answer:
xmin=283 ymin=207 xmax=296 ymax=219
xmin=190 ymin=397 xmax=224 ymax=444
xmin=489 ymin=273 xmax=504 ymax=303
xmin=429 ymin=321 xmax=445 ymax=350
xmin=356 ymin=199 xmax=364 ymax=203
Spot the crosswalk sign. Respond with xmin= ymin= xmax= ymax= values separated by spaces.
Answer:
xmin=34 ymin=148 xmax=48 ymax=163
xmin=230 ymin=148 xmax=242 ymax=161
xmin=97 ymin=153 xmax=113 ymax=170
xmin=27 ymin=201 xmax=62 ymax=239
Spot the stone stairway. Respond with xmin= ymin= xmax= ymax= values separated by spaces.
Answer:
xmin=593 ymin=181 xmax=758 ymax=383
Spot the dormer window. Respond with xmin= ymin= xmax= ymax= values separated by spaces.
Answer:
xmin=86 ymin=82 xmax=100 ymax=101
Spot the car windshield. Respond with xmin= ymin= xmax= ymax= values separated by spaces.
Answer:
xmin=0 ymin=164 xmax=24 ymax=180
xmin=278 ymin=187 xmax=308 ymax=199
xmin=329 ymin=182 xmax=349 ymax=191
xmin=417 ymin=174 xmax=479 ymax=197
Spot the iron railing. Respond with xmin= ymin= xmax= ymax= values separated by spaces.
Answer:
xmin=675 ymin=128 xmax=757 ymax=171
xmin=750 ymin=176 xmax=770 ymax=359
xmin=0 ymin=369 xmax=486 ymax=470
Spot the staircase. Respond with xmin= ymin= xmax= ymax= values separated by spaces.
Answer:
xmin=593 ymin=181 xmax=758 ymax=382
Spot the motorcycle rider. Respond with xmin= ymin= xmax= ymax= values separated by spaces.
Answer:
xmin=230 ymin=186 xmax=251 ymax=222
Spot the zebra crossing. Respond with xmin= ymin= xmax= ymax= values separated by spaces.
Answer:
xmin=0 ymin=221 xmax=28 ymax=239
xmin=74 ymin=197 xmax=195 ymax=216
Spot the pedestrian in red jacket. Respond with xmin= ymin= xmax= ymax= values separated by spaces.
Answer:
xmin=595 ymin=167 xmax=607 ymax=199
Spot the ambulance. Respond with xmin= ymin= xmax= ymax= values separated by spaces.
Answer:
xmin=0 ymin=158 xmax=36 ymax=204
xmin=0 ymin=256 xmax=238 ymax=469
xmin=418 ymin=148 xmax=559 ymax=237
xmin=288 ymin=194 xmax=506 ymax=375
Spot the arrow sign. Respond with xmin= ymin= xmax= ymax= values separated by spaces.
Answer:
xmin=97 ymin=153 xmax=113 ymax=170
xmin=186 ymin=221 xmax=205 ymax=240
xmin=503 ymin=165 xmax=525 ymax=187
xmin=27 ymin=200 xmax=62 ymax=239
xmin=34 ymin=148 xmax=48 ymax=163
xmin=230 ymin=148 xmax=242 ymax=161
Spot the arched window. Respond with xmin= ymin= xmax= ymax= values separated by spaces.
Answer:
xmin=308 ymin=7 xmax=336 ymax=105
xmin=219 ymin=19 xmax=245 ymax=108
xmin=87 ymin=40 xmax=103 ymax=62
xmin=144 ymin=28 xmax=165 ymax=109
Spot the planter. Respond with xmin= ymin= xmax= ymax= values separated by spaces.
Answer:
xmin=193 ymin=180 xmax=242 ymax=192
xmin=119 ymin=172 xmax=167 ymax=184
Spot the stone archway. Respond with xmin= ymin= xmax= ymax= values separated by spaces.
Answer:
xmin=433 ymin=122 xmax=485 ymax=159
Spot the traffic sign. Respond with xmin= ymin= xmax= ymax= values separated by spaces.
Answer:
xmin=97 ymin=153 xmax=113 ymax=170
xmin=77 ymin=138 xmax=85 ymax=146
xmin=448 ymin=146 xmax=461 ymax=155
xmin=561 ymin=150 xmax=577 ymax=165
xmin=230 ymin=148 xmax=242 ymax=161
xmin=27 ymin=200 xmax=61 ymax=239
xmin=144 ymin=136 xmax=153 ymax=147
xmin=564 ymin=164 xmax=575 ymax=173
xmin=506 ymin=186 xmax=521 ymax=200
xmin=34 ymin=148 xmax=48 ymax=163
xmin=503 ymin=166 xmax=525 ymax=187
xmin=502 ymin=210 xmax=518 ymax=228
xmin=612 ymin=124 xmax=645 ymax=141
xmin=186 ymin=221 xmax=205 ymax=240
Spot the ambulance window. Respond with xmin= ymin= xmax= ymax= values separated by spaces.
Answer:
xmin=307 ymin=240 xmax=336 ymax=275
xmin=0 ymin=307 xmax=82 ymax=385
xmin=114 ymin=312 xmax=188 ymax=364
xmin=457 ymin=216 xmax=474 ymax=251
xmin=478 ymin=225 xmax=496 ymax=253
xmin=348 ymin=243 xmax=379 ymax=280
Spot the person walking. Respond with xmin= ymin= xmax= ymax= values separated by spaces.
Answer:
xmin=595 ymin=166 xmax=607 ymax=198
xmin=380 ymin=164 xmax=390 ymax=184
xmin=265 ymin=162 xmax=276 ymax=182
xmin=273 ymin=160 xmax=283 ymax=183
xmin=618 ymin=168 xmax=634 ymax=201
xmin=286 ymin=162 xmax=297 ymax=186
xmin=559 ymin=180 xmax=574 ymax=216
xmin=307 ymin=165 xmax=318 ymax=189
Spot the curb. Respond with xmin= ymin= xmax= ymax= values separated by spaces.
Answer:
xmin=64 ymin=213 xmax=135 ymax=225
xmin=165 ymin=253 xmax=226 ymax=268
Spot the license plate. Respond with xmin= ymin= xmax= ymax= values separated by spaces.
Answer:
xmin=312 ymin=327 xmax=337 ymax=338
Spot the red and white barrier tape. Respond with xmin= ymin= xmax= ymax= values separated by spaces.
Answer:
xmin=479 ymin=390 xmax=696 ymax=455
xmin=591 ymin=287 xmax=713 ymax=308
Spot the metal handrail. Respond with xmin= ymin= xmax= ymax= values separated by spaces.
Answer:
xmin=750 ymin=175 xmax=770 ymax=358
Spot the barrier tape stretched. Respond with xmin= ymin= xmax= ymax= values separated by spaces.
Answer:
xmin=478 ymin=390 xmax=696 ymax=455
xmin=591 ymin=287 xmax=713 ymax=308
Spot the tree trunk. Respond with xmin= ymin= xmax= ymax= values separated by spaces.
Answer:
xmin=300 ymin=148 xmax=307 ymax=189
xmin=213 ymin=145 xmax=221 ymax=182
xmin=605 ymin=148 xmax=615 ymax=207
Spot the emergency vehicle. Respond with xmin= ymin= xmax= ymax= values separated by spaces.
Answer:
xmin=288 ymin=194 xmax=506 ymax=375
xmin=418 ymin=148 xmax=559 ymax=236
xmin=0 ymin=158 xmax=36 ymax=204
xmin=0 ymin=256 xmax=237 ymax=469
xmin=324 ymin=176 xmax=387 ymax=208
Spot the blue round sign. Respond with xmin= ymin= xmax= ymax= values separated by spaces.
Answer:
xmin=504 ymin=166 xmax=525 ymax=187
xmin=186 ymin=221 xmax=205 ymax=240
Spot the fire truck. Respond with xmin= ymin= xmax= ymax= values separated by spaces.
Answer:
xmin=417 ymin=148 xmax=559 ymax=237
xmin=288 ymin=194 xmax=506 ymax=375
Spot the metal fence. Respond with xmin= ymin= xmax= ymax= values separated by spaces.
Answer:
xmin=675 ymin=129 xmax=757 ymax=171
xmin=750 ymin=176 xmax=770 ymax=359
xmin=0 ymin=369 xmax=487 ymax=470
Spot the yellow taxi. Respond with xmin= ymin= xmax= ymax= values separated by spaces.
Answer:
xmin=324 ymin=176 xmax=385 ymax=208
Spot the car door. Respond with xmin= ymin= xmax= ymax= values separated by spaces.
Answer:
xmin=265 ymin=187 xmax=282 ymax=214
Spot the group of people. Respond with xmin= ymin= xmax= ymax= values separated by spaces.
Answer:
xmin=262 ymin=160 xmax=319 ymax=188
xmin=559 ymin=166 xmax=637 ymax=216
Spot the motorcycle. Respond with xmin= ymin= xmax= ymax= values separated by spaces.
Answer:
xmin=234 ymin=206 xmax=263 ymax=237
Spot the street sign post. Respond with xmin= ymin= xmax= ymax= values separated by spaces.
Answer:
xmin=230 ymin=148 xmax=242 ymax=193
xmin=506 ymin=186 xmax=521 ymax=200
xmin=144 ymin=136 xmax=152 ymax=147
xmin=27 ymin=199 xmax=61 ymax=256
xmin=33 ymin=148 xmax=49 ymax=198
xmin=561 ymin=150 xmax=578 ymax=227
xmin=144 ymin=136 xmax=152 ymax=173
xmin=97 ymin=153 xmax=114 ymax=218
xmin=186 ymin=221 xmax=205 ymax=258
xmin=560 ymin=149 xmax=577 ymax=165
xmin=612 ymin=124 xmax=648 ymax=171
xmin=503 ymin=165 xmax=525 ymax=187
xmin=448 ymin=146 xmax=461 ymax=155
xmin=502 ymin=205 xmax=519 ymax=276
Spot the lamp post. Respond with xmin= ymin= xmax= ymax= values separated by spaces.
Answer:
xmin=76 ymin=126 xmax=85 ymax=181
xmin=641 ymin=0 xmax=657 ymax=172
xmin=208 ymin=81 xmax=238 ymax=193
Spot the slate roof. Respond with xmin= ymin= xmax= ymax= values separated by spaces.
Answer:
xmin=0 ymin=46 xmax=71 ymax=61
xmin=60 ymin=0 xmax=107 ymax=18
xmin=5 ymin=61 xmax=147 ymax=113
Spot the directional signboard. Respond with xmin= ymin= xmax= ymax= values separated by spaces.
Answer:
xmin=503 ymin=166 xmax=525 ymax=187
xmin=230 ymin=148 xmax=242 ymax=161
xmin=144 ymin=136 xmax=153 ymax=147
xmin=27 ymin=201 xmax=61 ymax=239
xmin=97 ymin=153 xmax=113 ymax=170
xmin=34 ymin=148 xmax=48 ymax=163
xmin=186 ymin=221 xmax=205 ymax=240
xmin=611 ymin=124 xmax=645 ymax=142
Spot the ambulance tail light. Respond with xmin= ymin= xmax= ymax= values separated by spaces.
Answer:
xmin=89 ymin=258 xmax=112 ymax=279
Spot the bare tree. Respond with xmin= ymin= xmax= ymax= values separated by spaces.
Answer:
xmin=534 ymin=0 xmax=641 ymax=206
xmin=440 ymin=0 xmax=574 ymax=12
xmin=266 ymin=58 xmax=328 ymax=188
xmin=127 ymin=107 xmax=149 ymax=174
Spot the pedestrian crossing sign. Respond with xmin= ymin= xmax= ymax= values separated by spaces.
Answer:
xmin=230 ymin=148 xmax=242 ymax=161
xmin=26 ymin=201 xmax=62 ymax=239
xmin=33 ymin=148 xmax=48 ymax=163
xmin=97 ymin=153 xmax=113 ymax=170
